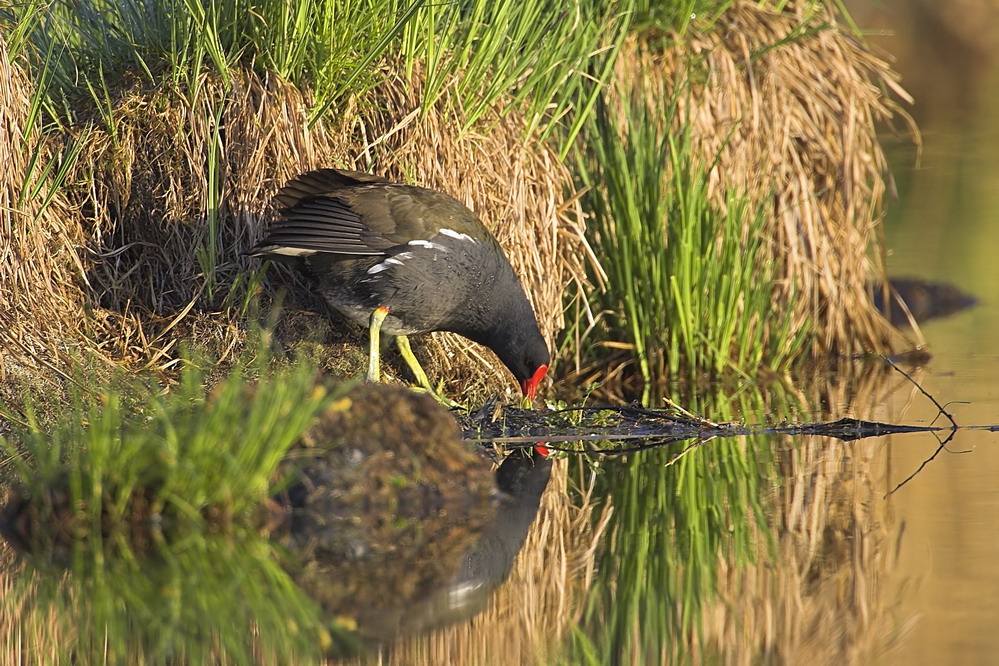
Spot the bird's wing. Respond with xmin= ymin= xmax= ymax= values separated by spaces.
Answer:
xmin=251 ymin=168 xmax=489 ymax=257
xmin=273 ymin=168 xmax=391 ymax=211
xmin=252 ymin=169 xmax=396 ymax=257
xmin=252 ymin=195 xmax=392 ymax=256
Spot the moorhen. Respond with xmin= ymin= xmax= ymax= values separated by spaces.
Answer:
xmin=249 ymin=169 xmax=550 ymax=401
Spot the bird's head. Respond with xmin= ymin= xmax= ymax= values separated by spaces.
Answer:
xmin=505 ymin=334 xmax=550 ymax=404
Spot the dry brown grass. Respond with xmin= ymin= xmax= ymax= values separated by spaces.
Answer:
xmin=70 ymin=71 xmax=350 ymax=370
xmin=619 ymin=0 xmax=918 ymax=357
xmin=0 ymin=39 xmax=88 ymax=385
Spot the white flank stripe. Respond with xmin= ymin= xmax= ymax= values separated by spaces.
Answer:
xmin=408 ymin=239 xmax=447 ymax=251
xmin=439 ymin=228 xmax=476 ymax=243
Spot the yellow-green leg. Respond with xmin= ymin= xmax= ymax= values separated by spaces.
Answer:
xmin=394 ymin=334 xmax=432 ymax=392
xmin=368 ymin=307 xmax=462 ymax=409
xmin=396 ymin=334 xmax=463 ymax=410
xmin=367 ymin=306 xmax=390 ymax=382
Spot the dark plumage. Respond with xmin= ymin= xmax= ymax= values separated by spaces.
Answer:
xmin=249 ymin=168 xmax=550 ymax=400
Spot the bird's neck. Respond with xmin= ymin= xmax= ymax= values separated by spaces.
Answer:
xmin=450 ymin=274 xmax=531 ymax=341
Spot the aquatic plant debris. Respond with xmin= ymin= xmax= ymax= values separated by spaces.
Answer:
xmin=457 ymin=405 xmax=964 ymax=451
xmin=461 ymin=353 xmax=970 ymax=453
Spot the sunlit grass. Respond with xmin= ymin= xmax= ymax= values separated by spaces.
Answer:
xmin=3 ymin=352 xmax=333 ymax=524
xmin=572 ymin=81 xmax=811 ymax=400
xmin=9 ymin=0 xmax=633 ymax=152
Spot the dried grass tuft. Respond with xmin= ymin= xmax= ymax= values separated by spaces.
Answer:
xmin=0 ymin=38 xmax=88 ymax=381
xmin=69 ymin=72 xmax=351 ymax=369
xmin=622 ymin=1 xmax=917 ymax=356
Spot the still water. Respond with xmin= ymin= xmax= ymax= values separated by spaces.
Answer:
xmin=865 ymin=99 xmax=999 ymax=663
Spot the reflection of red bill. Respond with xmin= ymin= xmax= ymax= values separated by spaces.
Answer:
xmin=534 ymin=443 xmax=550 ymax=457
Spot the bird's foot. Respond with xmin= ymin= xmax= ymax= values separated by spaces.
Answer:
xmin=411 ymin=384 xmax=465 ymax=411
xmin=395 ymin=334 xmax=464 ymax=410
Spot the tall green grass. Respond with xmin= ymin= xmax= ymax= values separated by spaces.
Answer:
xmin=398 ymin=0 xmax=632 ymax=154
xmin=572 ymin=84 xmax=810 ymax=400
xmin=9 ymin=0 xmax=633 ymax=150
xmin=2 ymin=349 xmax=334 ymax=540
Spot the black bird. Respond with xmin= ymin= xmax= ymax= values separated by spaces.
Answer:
xmin=249 ymin=169 xmax=550 ymax=401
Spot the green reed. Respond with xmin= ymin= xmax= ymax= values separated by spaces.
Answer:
xmin=573 ymin=80 xmax=810 ymax=399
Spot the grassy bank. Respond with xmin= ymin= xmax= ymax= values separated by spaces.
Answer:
xmin=1 ymin=0 xmax=911 ymax=400
xmin=1 ymin=0 xmax=632 ymax=401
